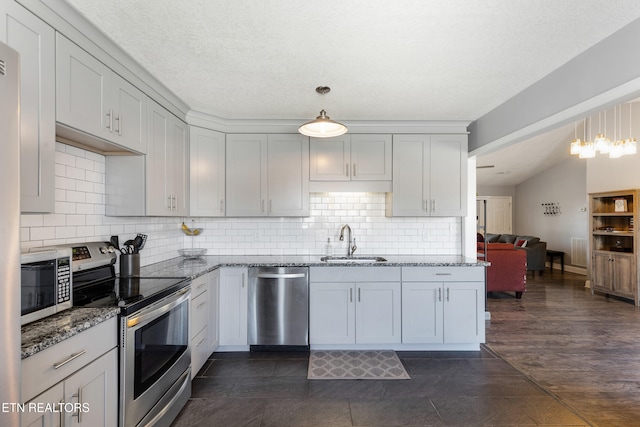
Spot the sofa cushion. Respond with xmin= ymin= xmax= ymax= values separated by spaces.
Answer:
xmin=485 ymin=233 xmax=500 ymax=243
xmin=487 ymin=243 xmax=516 ymax=251
xmin=516 ymin=236 xmax=540 ymax=246
xmin=497 ymin=234 xmax=517 ymax=244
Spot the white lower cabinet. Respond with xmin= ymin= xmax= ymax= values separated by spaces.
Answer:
xmin=219 ymin=267 xmax=248 ymax=348
xmin=21 ymin=318 xmax=118 ymax=427
xmin=401 ymin=267 xmax=485 ymax=346
xmin=190 ymin=274 xmax=210 ymax=375
xmin=190 ymin=270 xmax=221 ymax=374
xmin=309 ymin=267 xmax=402 ymax=346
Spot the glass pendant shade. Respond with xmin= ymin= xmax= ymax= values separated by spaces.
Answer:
xmin=593 ymin=134 xmax=611 ymax=153
xmin=624 ymin=138 xmax=637 ymax=155
xmin=609 ymin=140 xmax=624 ymax=158
xmin=570 ymin=139 xmax=581 ymax=155
xmin=578 ymin=141 xmax=596 ymax=159
xmin=298 ymin=110 xmax=348 ymax=138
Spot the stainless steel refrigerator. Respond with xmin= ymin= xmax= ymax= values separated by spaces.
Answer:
xmin=0 ymin=41 xmax=21 ymax=427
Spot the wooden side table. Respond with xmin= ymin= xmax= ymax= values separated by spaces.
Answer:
xmin=546 ymin=250 xmax=564 ymax=273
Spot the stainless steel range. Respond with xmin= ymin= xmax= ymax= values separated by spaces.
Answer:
xmin=65 ymin=242 xmax=191 ymax=427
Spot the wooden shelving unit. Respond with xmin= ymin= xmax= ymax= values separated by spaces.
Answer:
xmin=589 ymin=190 xmax=639 ymax=305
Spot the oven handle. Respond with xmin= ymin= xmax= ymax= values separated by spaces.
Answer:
xmin=126 ymin=288 xmax=190 ymax=329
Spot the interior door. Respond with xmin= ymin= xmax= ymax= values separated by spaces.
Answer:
xmin=486 ymin=197 xmax=512 ymax=234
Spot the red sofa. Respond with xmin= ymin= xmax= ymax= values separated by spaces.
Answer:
xmin=478 ymin=242 xmax=527 ymax=299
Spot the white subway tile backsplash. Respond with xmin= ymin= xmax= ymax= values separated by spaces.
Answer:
xmin=21 ymin=144 xmax=463 ymax=265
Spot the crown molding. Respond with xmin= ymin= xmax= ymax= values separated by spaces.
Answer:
xmin=17 ymin=0 xmax=190 ymax=120
xmin=187 ymin=110 xmax=470 ymax=134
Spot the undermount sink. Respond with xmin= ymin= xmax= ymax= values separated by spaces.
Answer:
xmin=320 ymin=256 xmax=388 ymax=263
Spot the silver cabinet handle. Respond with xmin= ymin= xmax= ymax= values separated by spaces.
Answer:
xmin=350 ymin=287 xmax=353 ymax=302
xmin=446 ymin=287 xmax=450 ymax=302
xmin=168 ymin=196 xmax=172 ymax=211
xmin=242 ymin=273 xmax=245 ymax=288
xmin=353 ymin=163 xmax=356 ymax=177
xmin=358 ymin=287 xmax=361 ymax=302
xmin=435 ymin=273 xmax=452 ymax=276
xmin=432 ymin=199 xmax=436 ymax=212
xmin=438 ymin=287 xmax=442 ymax=302
xmin=197 ymin=301 xmax=207 ymax=309
xmin=346 ymin=163 xmax=349 ymax=177
xmin=423 ymin=200 xmax=428 ymax=211
xmin=53 ymin=350 xmax=86 ymax=369
xmin=115 ymin=114 xmax=122 ymax=135
xmin=269 ymin=200 xmax=272 ymax=214
xmin=261 ymin=199 xmax=265 ymax=213
xmin=106 ymin=109 xmax=113 ymax=131
xmin=72 ymin=389 xmax=83 ymax=422
xmin=220 ymin=200 xmax=224 ymax=213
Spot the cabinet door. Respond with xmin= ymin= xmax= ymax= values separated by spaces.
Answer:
xmin=443 ymin=282 xmax=483 ymax=344
xmin=146 ymin=101 xmax=170 ymax=215
xmin=226 ymin=134 xmax=268 ymax=216
xmin=22 ymin=383 xmax=64 ymax=427
xmin=111 ymin=74 xmax=147 ymax=153
xmin=429 ymin=134 xmax=468 ymax=216
xmin=1 ymin=3 xmax=55 ymax=213
xmin=63 ymin=348 xmax=117 ymax=427
xmin=267 ymin=134 xmax=309 ymax=216
xmin=591 ymin=252 xmax=613 ymax=291
xmin=356 ymin=282 xmax=401 ymax=344
xmin=401 ymin=282 xmax=443 ymax=344
xmin=208 ymin=269 xmax=220 ymax=353
xmin=612 ymin=253 xmax=635 ymax=296
xmin=169 ymin=117 xmax=189 ymax=215
xmin=190 ymin=127 xmax=226 ymax=216
xmin=310 ymin=282 xmax=355 ymax=344
xmin=350 ymin=135 xmax=392 ymax=181
xmin=219 ymin=268 xmax=248 ymax=346
xmin=56 ymin=33 xmax=110 ymax=141
xmin=390 ymin=135 xmax=428 ymax=216
xmin=309 ymin=135 xmax=351 ymax=181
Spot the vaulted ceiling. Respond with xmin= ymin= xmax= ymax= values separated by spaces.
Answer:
xmin=65 ymin=1 xmax=640 ymax=185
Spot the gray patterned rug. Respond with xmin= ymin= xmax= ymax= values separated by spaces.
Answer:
xmin=307 ymin=350 xmax=411 ymax=380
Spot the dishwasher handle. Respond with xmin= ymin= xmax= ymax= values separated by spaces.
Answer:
xmin=253 ymin=273 xmax=306 ymax=279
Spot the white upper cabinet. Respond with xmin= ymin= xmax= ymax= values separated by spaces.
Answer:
xmin=1 ymin=3 xmax=55 ymax=213
xmin=146 ymin=100 xmax=188 ymax=216
xmin=105 ymin=100 xmax=187 ymax=216
xmin=226 ymin=134 xmax=309 ymax=217
xmin=190 ymin=127 xmax=226 ymax=217
xmin=388 ymin=134 xmax=467 ymax=217
xmin=310 ymin=134 xmax=392 ymax=181
xmin=56 ymin=33 xmax=147 ymax=154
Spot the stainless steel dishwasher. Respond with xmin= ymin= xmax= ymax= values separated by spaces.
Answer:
xmin=248 ymin=266 xmax=309 ymax=350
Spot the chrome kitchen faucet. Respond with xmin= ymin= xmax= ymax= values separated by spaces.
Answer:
xmin=339 ymin=224 xmax=357 ymax=257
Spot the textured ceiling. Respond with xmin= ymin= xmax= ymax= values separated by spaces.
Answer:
xmin=63 ymin=1 xmax=640 ymax=187
xmin=65 ymin=0 xmax=640 ymax=123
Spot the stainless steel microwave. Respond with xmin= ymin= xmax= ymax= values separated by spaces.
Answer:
xmin=21 ymin=248 xmax=72 ymax=325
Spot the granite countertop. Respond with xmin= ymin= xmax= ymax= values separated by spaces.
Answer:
xmin=140 ymin=254 xmax=489 ymax=280
xmin=21 ymin=307 xmax=120 ymax=360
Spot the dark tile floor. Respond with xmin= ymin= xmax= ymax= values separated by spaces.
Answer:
xmin=172 ymin=269 xmax=635 ymax=426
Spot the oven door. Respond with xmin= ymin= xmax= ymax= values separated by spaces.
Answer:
xmin=121 ymin=287 xmax=191 ymax=427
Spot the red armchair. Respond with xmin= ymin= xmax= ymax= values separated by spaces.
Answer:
xmin=478 ymin=243 xmax=527 ymax=299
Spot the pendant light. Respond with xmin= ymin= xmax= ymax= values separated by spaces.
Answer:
xmin=624 ymin=102 xmax=637 ymax=155
xmin=298 ymin=86 xmax=348 ymax=138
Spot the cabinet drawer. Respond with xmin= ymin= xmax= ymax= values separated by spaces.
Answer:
xmin=402 ymin=266 xmax=484 ymax=282
xmin=191 ymin=326 xmax=209 ymax=376
xmin=191 ymin=290 xmax=209 ymax=338
xmin=191 ymin=275 xmax=209 ymax=298
xmin=310 ymin=266 xmax=401 ymax=282
xmin=22 ymin=317 xmax=117 ymax=402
